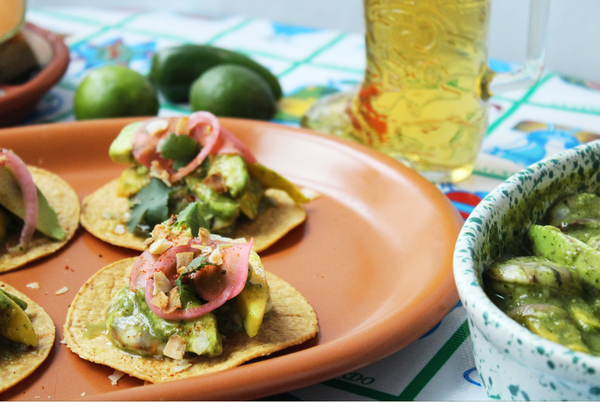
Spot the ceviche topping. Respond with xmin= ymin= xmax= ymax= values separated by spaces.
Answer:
xmin=130 ymin=209 xmax=254 ymax=320
xmin=131 ymin=111 xmax=257 ymax=185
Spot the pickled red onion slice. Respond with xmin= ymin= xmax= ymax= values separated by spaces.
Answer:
xmin=131 ymin=118 xmax=176 ymax=169
xmin=144 ymin=239 xmax=253 ymax=320
xmin=169 ymin=111 xmax=256 ymax=183
xmin=129 ymin=250 xmax=160 ymax=291
xmin=130 ymin=112 xmax=257 ymax=183
xmin=0 ymin=149 xmax=38 ymax=252
xmin=130 ymin=244 xmax=195 ymax=291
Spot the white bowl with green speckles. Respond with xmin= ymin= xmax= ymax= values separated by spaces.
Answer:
xmin=454 ymin=141 xmax=600 ymax=400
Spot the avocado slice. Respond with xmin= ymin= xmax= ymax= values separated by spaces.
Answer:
xmin=529 ymin=224 xmax=600 ymax=290
xmin=0 ymin=289 xmax=38 ymax=346
xmin=0 ymin=288 xmax=27 ymax=310
xmin=235 ymin=251 xmax=270 ymax=338
xmin=0 ymin=167 xmax=64 ymax=241
xmin=247 ymin=162 xmax=310 ymax=204
xmin=109 ymin=121 xmax=142 ymax=164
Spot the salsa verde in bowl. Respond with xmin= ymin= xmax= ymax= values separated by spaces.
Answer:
xmin=454 ymin=140 xmax=600 ymax=400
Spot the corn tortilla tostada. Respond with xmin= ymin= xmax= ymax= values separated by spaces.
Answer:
xmin=64 ymin=206 xmax=318 ymax=383
xmin=0 ymin=281 xmax=55 ymax=394
xmin=80 ymin=111 xmax=314 ymax=252
xmin=0 ymin=150 xmax=80 ymax=273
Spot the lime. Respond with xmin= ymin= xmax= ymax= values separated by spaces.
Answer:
xmin=74 ymin=65 xmax=159 ymax=120
xmin=189 ymin=64 xmax=277 ymax=121
xmin=150 ymin=44 xmax=282 ymax=103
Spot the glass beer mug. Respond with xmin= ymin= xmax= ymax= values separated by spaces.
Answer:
xmin=302 ymin=0 xmax=551 ymax=183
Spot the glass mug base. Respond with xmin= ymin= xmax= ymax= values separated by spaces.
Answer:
xmin=301 ymin=90 xmax=476 ymax=184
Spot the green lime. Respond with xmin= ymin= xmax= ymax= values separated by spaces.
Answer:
xmin=189 ymin=64 xmax=277 ymax=121
xmin=74 ymin=65 xmax=159 ymax=120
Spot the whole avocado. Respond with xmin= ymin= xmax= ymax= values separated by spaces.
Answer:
xmin=150 ymin=44 xmax=283 ymax=103
xmin=189 ymin=64 xmax=277 ymax=121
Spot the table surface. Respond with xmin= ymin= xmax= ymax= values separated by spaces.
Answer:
xmin=10 ymin=6 xmax=600 ymax=401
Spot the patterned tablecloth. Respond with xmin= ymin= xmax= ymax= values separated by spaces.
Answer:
xmin=16 ymin=6 xmax=600 ymax=401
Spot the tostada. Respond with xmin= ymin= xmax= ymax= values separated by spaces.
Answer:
xmin=0 ymin=281 xmax=55 ymax=393
xmin=80 ymin=111 xmax=314 ymax=252
xmin=65 ymin=203 xmax=318 ymax=383
xmin=0 ymin=149 xmax=79 ymax=273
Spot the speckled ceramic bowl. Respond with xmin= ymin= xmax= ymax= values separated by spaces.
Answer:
xmin=454 ymin=141 xmax=600 ymax=400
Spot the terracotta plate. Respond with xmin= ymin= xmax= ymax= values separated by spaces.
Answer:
xmin=0 ymin=118 xmax=463 ymax=400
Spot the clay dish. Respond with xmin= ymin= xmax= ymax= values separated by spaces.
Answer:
xmin=0 ymin=22 xmax=69 ymax=127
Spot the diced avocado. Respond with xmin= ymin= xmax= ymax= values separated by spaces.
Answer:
xmin=0 ymin=290 xmax=38 ymax=347
xmin=109 ymin=121 xmax=142 ymax=164
xmin=116 ymin=164 xmax=150 ymax=198
xmin=0 ymin=167 xmax=63 ymax=241
xmin=235 ymin=251 xmax=270 ymax=338
xmin=206 ymin=154 xmax=249 ymax=198
xmin=247 ymin=162 xmax=310 ymax=204
xmin=529 ymin=224 xmax=600 ymax=290
xmin=171 ymin=202 xmax=209 ymax=238
xmin=185 ymin=176 xmax=239 ymax=224
xmin=237 ymin=177 xmax=264 ymax=220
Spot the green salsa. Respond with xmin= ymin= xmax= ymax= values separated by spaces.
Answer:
xmin=106 ymin=286 xmax=223 ymax=358
xmin=485 ymin=193 xmax=600 ymax=356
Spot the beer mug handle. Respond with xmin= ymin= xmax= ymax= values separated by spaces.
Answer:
xmin=484 ymin=0 xmax=551 ymax=98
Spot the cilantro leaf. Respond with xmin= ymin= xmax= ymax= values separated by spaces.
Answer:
xmin=187 ymin=255 xmax=210 ymax=271
xmin=159 ymin=133 xmax=199 ymax=169
xmin=172 ymin=202 xmax=209 ymax=237
xmin=127 ymin=178 xmax=176 ymax=232
xmin=178 ymin=255 xmax=211 ymax=278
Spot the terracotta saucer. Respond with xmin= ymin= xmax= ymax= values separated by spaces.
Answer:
xmin=0 ymin=22 xmax=69 ymax=127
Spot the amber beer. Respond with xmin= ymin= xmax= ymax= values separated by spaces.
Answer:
xmin=351 ymin=0 xmax=492 ymax=182
xmin=302 ymin=0 xmax=496 ymax=183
